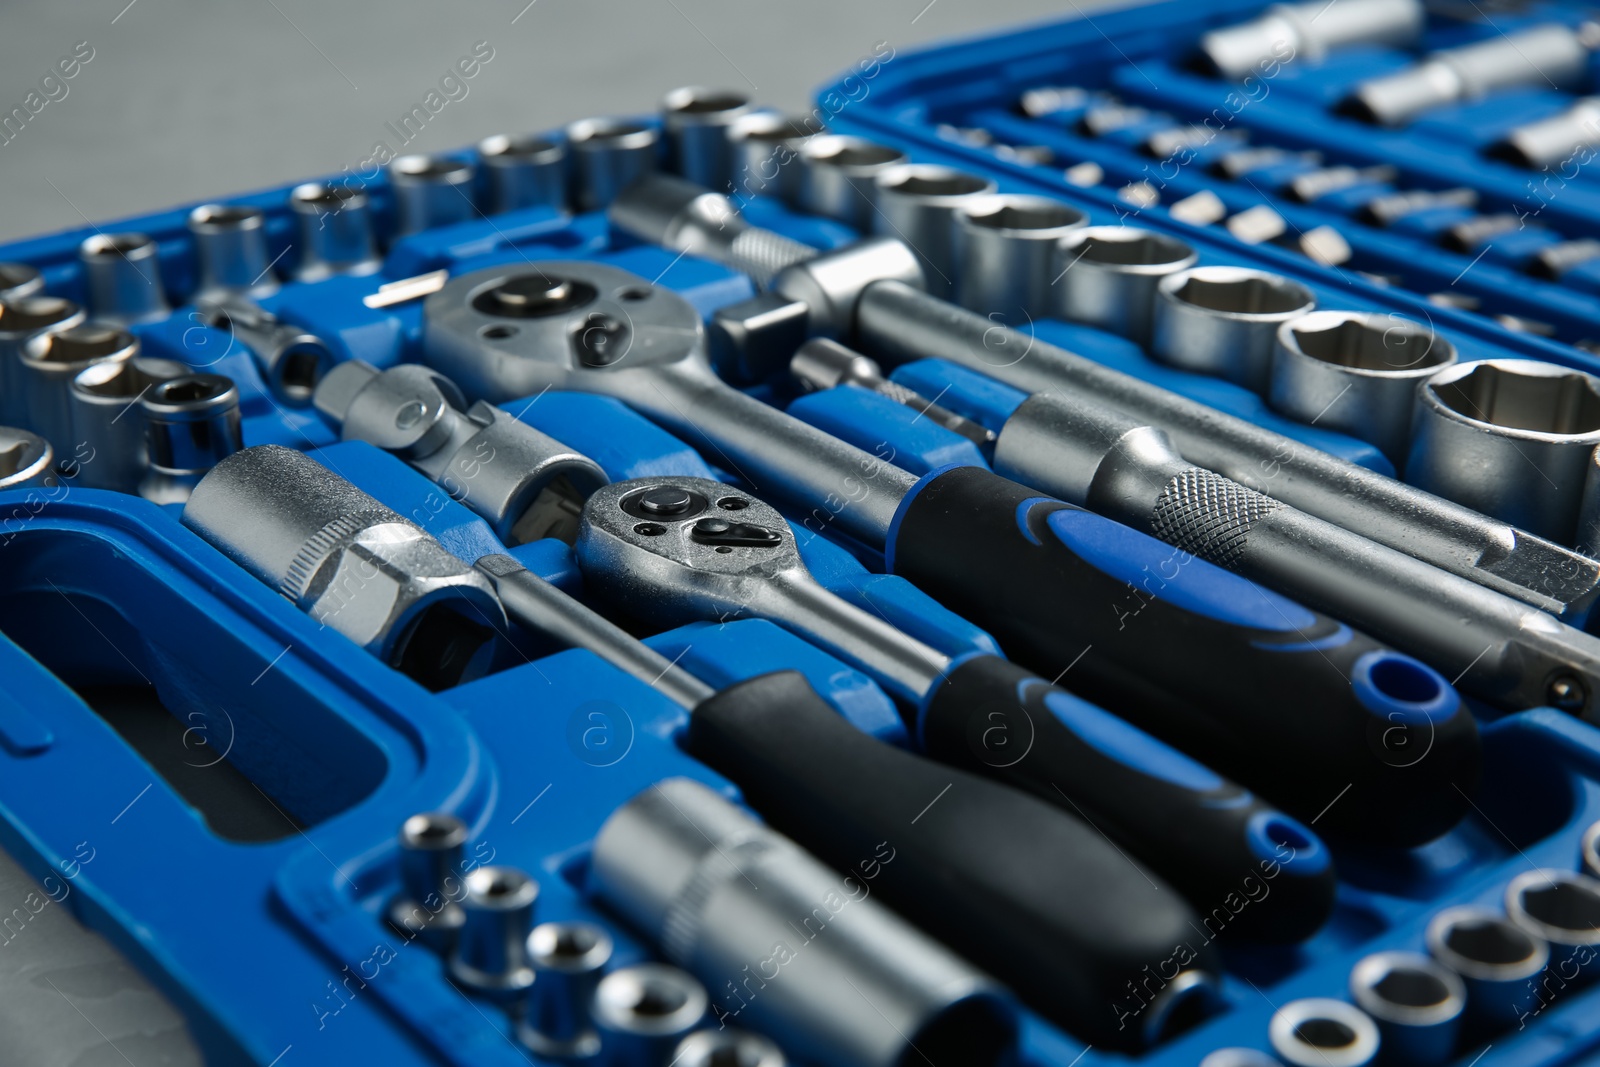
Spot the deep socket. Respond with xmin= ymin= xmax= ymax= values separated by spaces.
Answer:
xmin=661 ymin=86 xmax=751 ymax=191
xmin=477 ymin=134 xmax=568 ymax=215
xmin=566 ymin=118 xmax=659 ymax=212
xmin=78 ymin=233 xmax=169 ymax=324
xmin=289 ymin=183 xmax=381 ymax=281
xmin=388 ymin=155 xmax=477 ymax=235
xmin=188 ymin=204 xmax=279 ymax=301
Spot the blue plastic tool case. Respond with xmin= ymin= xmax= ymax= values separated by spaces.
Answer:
xmin=5 ymin=1 xmax=1600 ymax=1064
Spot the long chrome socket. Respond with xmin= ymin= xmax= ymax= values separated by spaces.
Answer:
xmin=448 ymin=866 xmax=538 ymax=1002
xmin=589 ymin=777 xmax=1014 ymax=1067
xmin=1408 ymin=360 xmax=1600 ymax=544
xmin=313 ymin=360 xmax=607 ymax=544
xmin=180 ymin=444 xmax=504 ymax=686
xmin=79 ymin=233 xmax=169 ymax=324
xmin=1342 ymin=23 xmax=1592 ymax=127
xmin=796 ymin=135 xmax=907 ymax=230
xmin=0 ymin=296 xmax=87 ymax=427
xmin=1269 ymin=310 xmax=1456 ymax=464
xmin=1199 ymin=0 xmax=1423 ymax=80
xmin=386 ymin=812 xmax=468 ymax=952
xmin=1055 ymin=225 xmax=1196 ymax=344
xmin=388 ymin=155 xmax=477 ymax=235
xmin=592 ymin=964 xmax=707 ymax=1066
xmin=661 ymin=86 xmax=751 ymax=192
xmin=953 ymin=193 xmax=1087 ymax=322
xmin=289 ymin=183 xmax=381 ymax=281
xmin=518 ymin=921 xmax=611 ymax=1059
xmin=728 ymin=111 xmax=824 ymax=198
xmin=566 ymin=118 xmax=659 ymax=213
xmin=70 ymin=356 xmax=188 ymax=491
xmin=478 ymin=134 xmax=567 ymax=215
xmin=19 ymin=323 xmax=137 ymax=454
xmin=1348 ymin=951 xmax=1465 ymax=1065
xmin=138 ymin=374 xmax=243 ymax=505
xmin=871 ymin=164 xmax=995 ymax=299
xmin=188 ymin=204 xmax=279 ymax=301
xmin=1151 ymin=266 xmax=1315 ymax=392
xmin=1426 ymin=906 xmax=1549 ymax=1030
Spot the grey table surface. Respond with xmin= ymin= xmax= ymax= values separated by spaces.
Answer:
xmin=0 ymin=0 xmax=1119 ymax=1063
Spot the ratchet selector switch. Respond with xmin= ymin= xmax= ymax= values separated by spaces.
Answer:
xmin=689 ymin=516 xmax=782 ymax=548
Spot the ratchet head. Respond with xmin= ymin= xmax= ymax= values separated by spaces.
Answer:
xmin=423 ymin=260 xmax=706 ymax=403
xmin=575 ymin=477 xmax=807 ymax=628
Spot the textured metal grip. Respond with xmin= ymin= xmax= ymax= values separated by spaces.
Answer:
xmin=1151 ymin=467 xmax=1281 ymax=570
xmin=727 ymin=226 xmax=816 ymax=286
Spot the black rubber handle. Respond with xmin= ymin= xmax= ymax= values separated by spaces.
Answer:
xmin=921 ymin=655 xmax=1336 ymax=943
xmin=890 ymin=466 xmax=1481 ymax=847
xmin=688 ymin=670 xmax=1219 ymax=1050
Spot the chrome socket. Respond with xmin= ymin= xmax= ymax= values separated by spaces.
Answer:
xmin=672 ymin=1030 xmax=786 ymax=1067
xmin=0 ymin=263 xmax=43 ymax=302
xmin=388 ymin=154 xmax=477 ymax=235
xmin=69 ymin=356 xmax=188 ymax=491
xmin=728 ymin=112 xmax=824 ymax=199
xmin=202 ymin=300 xmax=332 ymax=407
xmin=952 ymin=193 xmax=1087 ymax=322
xmin=1426 ymin=906 xmax=1549 ymax=1031
xmin=1583 ymin=819 xmax=1600 ymax=880
xmin=0 ymin=427 xmax=55 ymax=491
xmin=313 ymin=360 xmax=608 ymax=544
xmin=18 ymin=323 xmax=137 ymax=456
xmin=386 ymin=812 xmax=468 ymax=952
xmin=78 ymin=233 xmax=169 ymax=324
xmin=566 ymin=118 xmax=660 ymax=213
xmin=1407 ymin=359 xmax=1600 ymax=543
xmin=592 ymin=964 xmax=707 ymax=1066
xmin=1342 ymin=23 xmax=1591 ymax=127
xmin=289 ymin=183 xmax=381 ymax=281
xmin=589 ymin=777 xmax=1014 ymax=1067
xmin=871 ymin=164 xmax=996 ymax=298
xmin=448 ymin=866 xmax=539 ymax=1003
xmin=138 ymin=374 xmax=243 ymax=505
xmin=1199 ymin=0 xmax=1423 ymax=80
xmin=1151 ymin=266 xmax=1316 ymax=392
xmin=1269 ymin=310 xmax=1456 ymax=464
xmin=180 ymin=444 xmax=504 ymax=684
xmin=518 ymin=921 xmax=612 ymax=1059
xmin=1054 ymin=225 xmax=1196 ymax=344
xmin=478 ymin=134 xmax=568 ymax=215
xmin=1505 ymin=868 xmax=1600 ymax=977
xmin=1348 ymin=950 xmax=1465 ymax=1065
xmin=796 ymin=135 xmax=907 ymax=231
xmin=0 ymin=296 xmax=87 ymax=427
xmin=1490 ymin=97 xmax=1600 ymax=170
xmin=188 ymin=204 xmax=278 ymax=301
xmin=661 ymin=86 xmax=752 ymax=192
xmin=1267 ymin=998 xmax=1380 ymax=1067
xmin=1197 ymin=1050 xmax=1279 ymax=1067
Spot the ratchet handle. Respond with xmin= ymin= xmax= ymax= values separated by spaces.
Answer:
xmin=888 ymin=465 xmax=1480 ymax=846
xmin=687 ymin=670 xmax=1217 ymax=1049
xmin=920 ymin=654 xmax=1336 ymax=943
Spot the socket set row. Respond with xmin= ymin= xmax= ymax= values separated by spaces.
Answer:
xmin=854 ymin=0 xmax=1600 ymax=356
xmin=3 ymin=6 xmax=1600 ymax=1066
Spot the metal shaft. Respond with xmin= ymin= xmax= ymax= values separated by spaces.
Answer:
xmin=993 ymin=390 xmax=1600 ymax=717
xmin=854 ymin=279 xmax=1600 ymax=624
xmin=474 ymin=553 xmax=714 ymax=709
xmin=791 ymin=338 xmax=994 ymax=446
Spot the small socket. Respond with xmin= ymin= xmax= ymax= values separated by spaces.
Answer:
xmin=1268 ymin=998 xmax=1380 ymax=1067
xmin=796 ymin=135 xmax=908 ymax=230
xmin=672 ymin=1029 xmax=787 ymax=1067
xmin=1504 ymin=869 xmax=1600 ymax=976
xmin=518 ymin=921 xmax=613 ymax=1059
xmin=386 ymin=812 xmax=468 ymax=952
xmin=448 ymin=865 xmax=539 ymax=1002
xmin=388 ymin=154 xmax=478 ymax=236
xmin=1151 ymin=266 xmax=1315 ymax=392
xmin=1348 ymin=950 xmax=1465 ymax=1065
xmin=592 ymin=963 xmax=708 ymax=1066
xmin=1425 ymin=906 xmax=1549 ymax=1031
xmin=79 ymin=233 xmax=169 ymax=324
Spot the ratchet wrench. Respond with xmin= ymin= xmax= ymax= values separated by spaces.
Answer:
xmin=574 ymin=477 xmax=1338 ymax=943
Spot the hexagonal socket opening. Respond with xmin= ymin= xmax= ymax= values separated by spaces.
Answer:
xmin=1071 ymin=229 xmax=1192 ymax=267
xmin=808 ymin=136 xmax=905 ymax=169
xmin=881 ymin=167 xmax=992 ymax=198
xmin=663 ymin=87 xmax=749 ymax=115
xmin=1516 ymin=877 xmax=1600 ymax=936
xmin=81 ymin=232 xmax=156 ymax=259
xmin=0 ymin=295 xmax=78 ymax=331
xmin=1291 ymin=317 xmax=1451 ymax=374
xmin=965 ymin=198 xmax=1085 ymax=232
xmin=1441 ymin=915 xmax=1541 ymax=968
xmin=1432 ymin=363 xmax=1600 ymax=435
xmin=1172 ymin=272 xmax=1309 ymax=315
xmin=32 ymin=325 xmax=131 ymax=364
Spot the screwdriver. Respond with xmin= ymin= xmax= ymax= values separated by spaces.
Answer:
xmin=422 ymin=259 xmax=1477 ymax=845
xmin=825 ymin=345 xmax=1600 ymax=722
xmin=573 ymin=477 xmax=1337 ymax=942
xmin=603 ymin=173 xmax=1600 ymax=627
xmin=471 ymin=554 xmax=1219 ymax=1049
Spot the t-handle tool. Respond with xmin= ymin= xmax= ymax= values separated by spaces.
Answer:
xmin=470 ymin=553 xmax=1217 ymax=1047
xmin=574 ymin=476 xmax=1336 ymax=942
xmin=422 ymin=259 xmax=1475 ymax=845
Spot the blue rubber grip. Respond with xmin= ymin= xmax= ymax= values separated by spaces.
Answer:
xmin=919 ymin=653 xmax=1335 ymax=943
xmin=889 ymin=466 xmax=1480 ymax=847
